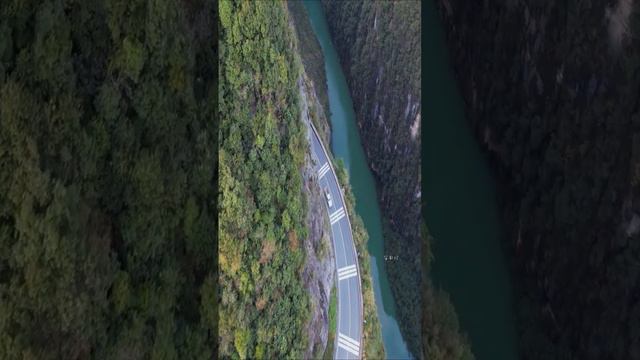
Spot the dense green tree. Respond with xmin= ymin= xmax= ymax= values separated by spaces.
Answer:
xmin=0 ymin=0 xmax=215 ymax=358
xmin=218 ymin=1 xmax=311 ymax=358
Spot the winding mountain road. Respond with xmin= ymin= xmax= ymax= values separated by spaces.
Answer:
xmin=308 ymin=122 xmax=363 ymax=360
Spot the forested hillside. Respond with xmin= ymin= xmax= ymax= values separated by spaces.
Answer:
xmin=0 ymin=0 xmax=215 ymax=359
xmin=321 ymin=1 xmax=422 ymax=356
xmin=218 ymin=1 xmax=312 ymax=358
xmin=438 ymin=0 xmax=640 ymax=358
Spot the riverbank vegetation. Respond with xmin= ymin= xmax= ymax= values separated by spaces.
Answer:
xmin=321 ymin=0 xmax=422 ymax=356
xmin=0 ymin=0 xmax=215 ymax=358
xmin=437 ymin=0 xmax=640 ymax=358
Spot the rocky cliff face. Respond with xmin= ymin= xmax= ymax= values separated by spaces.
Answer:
xmin=437 ymin=1 xmax=640 ymax=358
xmin=321 ymin=0 xmax=422 ymax=356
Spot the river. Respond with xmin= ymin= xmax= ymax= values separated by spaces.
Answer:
xmin=303 ymin=2 xmax=413 ymax=359
xmin=423 ymin=0 xmax=519 ymax=359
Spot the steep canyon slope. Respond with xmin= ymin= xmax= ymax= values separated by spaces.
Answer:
xmin=219 ymin=1 xmax=383 ymax=358
xmin=437 ymin=1 xmax=640 ymax=358
xmin=320 ymin=0 xmax=423 ymax=356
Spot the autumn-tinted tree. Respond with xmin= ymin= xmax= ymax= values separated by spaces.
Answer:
xmin=218 ymin=1 xmax=310 ymax=358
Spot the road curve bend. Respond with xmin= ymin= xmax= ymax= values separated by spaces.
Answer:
xmin=308 ymin=122 xmax=364 ymax=360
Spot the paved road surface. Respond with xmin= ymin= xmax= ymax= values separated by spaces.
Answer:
xmin=308 ymin=123 xmax=363 ymax=360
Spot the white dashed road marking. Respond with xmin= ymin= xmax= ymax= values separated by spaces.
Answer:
xmin=330 ymin=207 xmax=345 ymax=224
xmin=338 ymin=333 xmax=360 ymax=356
xmin=318 ymin=163 xmax=331 ymax=179
xmin=338 ymin=265 xmax=358 ymax=281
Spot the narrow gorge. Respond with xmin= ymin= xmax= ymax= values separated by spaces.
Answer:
xmin=436 ymin=0 xmax=640 ymax=358
xmin=320 ymin=1 xmax=423 ymax=357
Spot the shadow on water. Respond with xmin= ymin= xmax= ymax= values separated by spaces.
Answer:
xmin=422 ymin=0 xmax=519 ymax=359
